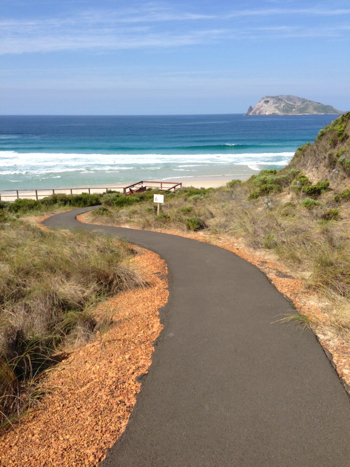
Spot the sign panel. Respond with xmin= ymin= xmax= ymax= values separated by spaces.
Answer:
xmin=153 ymin=194 xmax=164 ymax=204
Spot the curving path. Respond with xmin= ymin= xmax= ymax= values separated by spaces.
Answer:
xmin=44 ymin=208 xmax=350 ymax=467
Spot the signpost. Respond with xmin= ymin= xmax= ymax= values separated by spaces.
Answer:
xmin=153 ymin=194 xmax=164 ymax=215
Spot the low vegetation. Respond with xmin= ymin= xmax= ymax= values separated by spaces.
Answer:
xmin=0 ymin=221 xmax=144 ymax=428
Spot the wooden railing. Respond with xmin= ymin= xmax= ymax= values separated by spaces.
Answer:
xmin=123 ymin=180 xmax=182 ymax=194
xmin=0 ymin=181 xmax=182 ymax=202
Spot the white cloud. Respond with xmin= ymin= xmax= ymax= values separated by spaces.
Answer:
xmin=0 ymin=4 xmax=349 ymax=55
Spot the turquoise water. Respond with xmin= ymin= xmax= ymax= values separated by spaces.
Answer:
xmin=0 ymin=114 xmax=339 ymax=190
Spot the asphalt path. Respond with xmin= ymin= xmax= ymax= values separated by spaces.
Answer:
xmin=44 ymin=208 xmax=350 ymax=467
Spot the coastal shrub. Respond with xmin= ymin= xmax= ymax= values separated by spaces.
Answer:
xmin=92 ymin=206 xmax=112 ymax=217
xmin=301 ymin=198 xmax=322 ymax=209
xmin=339 ymin=157 xmax=350 ymax=174
xmin=155 ymin=213 xmax=171 ymax=223
xmin=180 ymin=206 xmax=193 ymax=213
xmin=321 ymin=209 xmax=340 ymax=221
xmin=0 ymin=223 xmax=144 ymax=428
xmin=8 ymin=198 xmax=40 ymax=213
xmin=226 ymin=179 xmax=242 ymax=188
xmin=248 ymin=191 xmax=260 ymax=200
xmin=102 ymin=193 xmax=121 ymax=206
xmin=6 ymin=193 xmax=102 ymax=215
xmin=334 ymin=188 xmax=350 ymax=202
xmin=185 ymin=216 xmax=206 ymax=231
xmin=296 ymin=174 xmax=311 ymax=186
xmin=248 ymin=183 xmax=281 ymax=200
xmin=178 ymin=187 xmax=213 ymax=198
xmin=41 ymin=193 xmax=101 ymax=208
xmin=114 ymin=195 xmax=138 ymax=208
xmin=302 ymin=181 xmax=329 ymax=197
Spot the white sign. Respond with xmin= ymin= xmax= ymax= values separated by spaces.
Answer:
xmin=153 ymin=194 xmax=164 ymax=204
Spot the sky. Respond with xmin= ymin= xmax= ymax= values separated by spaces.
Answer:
xmin=1 ymin=0 xmax=349 ymax=115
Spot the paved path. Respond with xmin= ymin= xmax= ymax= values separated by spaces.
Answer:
xmin=44 ymin=208 xmax=350 ymax=467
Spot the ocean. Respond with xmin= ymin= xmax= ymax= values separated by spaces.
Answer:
xmin=0 ymin=114 xmax=339 ymax=190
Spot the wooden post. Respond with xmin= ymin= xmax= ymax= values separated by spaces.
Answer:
xmin=35 ymin=190 xmax=38 ymax=201
xmin=70 ymin=189 xmax=73 ymax=195
xmin=88 ymin=188 xmax=91 ymax=194
xmin=157 ymin=203 xmax=160 ymax=215
xmin=16 ymin=190 xmax=19 ymax=199
xmin=53 ymin=189 xmax=55 ymax=194
xmin=161 ymin=182 xmax=163 ymax=190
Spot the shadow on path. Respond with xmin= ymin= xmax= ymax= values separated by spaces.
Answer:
xmin=44 ymin=208 xmax=350 ymax=467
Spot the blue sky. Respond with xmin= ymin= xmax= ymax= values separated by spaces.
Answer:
xmin=1 ymin=0 xmax=349 ymax=114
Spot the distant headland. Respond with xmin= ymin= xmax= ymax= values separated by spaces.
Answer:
xmin=246 ymin=95 xmax=342 ymax=116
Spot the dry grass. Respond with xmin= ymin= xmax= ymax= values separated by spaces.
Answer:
xmin=0 ymin=221 xmax=144 ymax=428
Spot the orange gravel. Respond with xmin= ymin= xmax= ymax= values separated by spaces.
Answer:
xmin=0 ymin=245 xmax=168 ymax=466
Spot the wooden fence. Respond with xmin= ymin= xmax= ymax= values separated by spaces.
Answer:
xmin=0 ymin=181 xmax=182 ymax=202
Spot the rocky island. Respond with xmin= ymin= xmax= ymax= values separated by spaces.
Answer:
xmin=246 ymin=95 xmax=342 ymax=116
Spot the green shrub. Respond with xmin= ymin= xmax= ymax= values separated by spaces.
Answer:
xmin=339 ymin=157 xmax=350 ymax=174
xmin=301 ymin=198 xmax=322 ymax=209
xmin=334 ymin=188 xmax=350 ymax=202
xmin=8 ymin=198 xmax=40 ymax=213
xmin=185 ymin=217 xmax=206 ymax=231
xmin=226 ymin=179 xmax=242 ymax=188
xmin=102 ymin=193 xmax=121 ymax=206
xmin=92 ymin=206 xmax=112 ymax=217
xmin=302 ymin=181 xmax=329 ymax=197
xmin=155 ymin=213 xmax=171 ymax=223
xmin=321 ymin=209 xmax=339 ymax=221
xmin=248 ymin=191 xmax=260 ymax=200
xmin=296 ymin=174 xmax=311 ymax=186
xmin=114 ymin=195 xmax=138 ymax=207
xmin=180 ymin=206 xmax=193 ymax=213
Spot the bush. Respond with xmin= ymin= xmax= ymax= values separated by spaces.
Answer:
xmin=92 ymin=206 xmax=112 ymax=217
xmin=334 ymin=188 xmax=350 ymax=202
xmin=301 ymin=198 xmax=322 ymax=209
xmin=321 ymin=209 xmax=340 ymax=221
xmin=339 ymin=157 xmax=350 ymax=174
xmin=185 ymin=217 xmax=206 ymax=231
xmin=6 ymin=193 xmax=102 ymax=215
xmin=180 ymin=206 xmax=192 ymax=213
xmin=302 ymin=181 xmax=329 ymax=198
xmin=155 ymin=213 xmax=171 ymax=223
xmin=8 ymin=199 xmax=40 ymax=213
xmin=296 ymin=174 xmax=311 ymax=186
xmin=113 ymin=195 xmax=138 ymax=207
xmin=226 ymin=179 xmax=242 ymax=188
